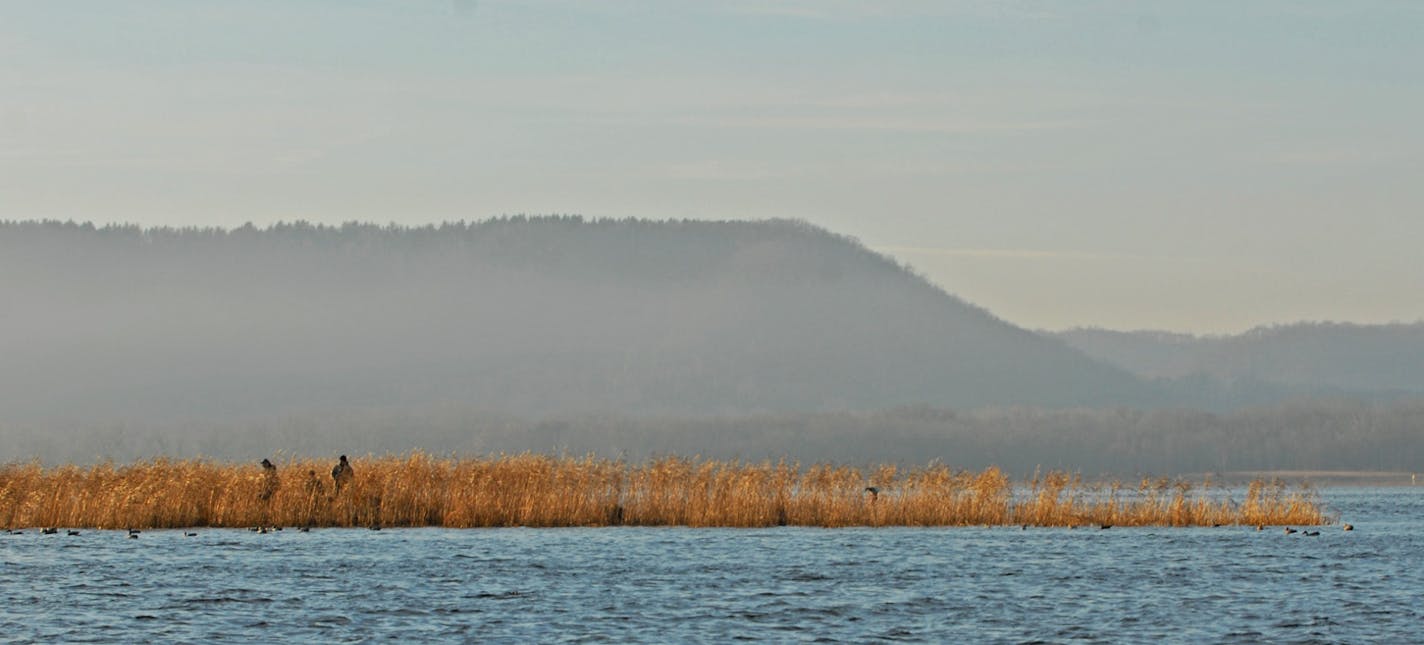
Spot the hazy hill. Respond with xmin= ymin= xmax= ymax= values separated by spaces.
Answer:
xmin=0 ymin=218 xmax=1152 ymax=429
xmin=1055 ymin=323 xmax=1424 ymax=395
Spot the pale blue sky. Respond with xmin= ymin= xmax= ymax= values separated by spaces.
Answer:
xmin=3 ymin=1 xmax=1421 ymax=332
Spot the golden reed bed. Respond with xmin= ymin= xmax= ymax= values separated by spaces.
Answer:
xmin=0 ymin=453 xmax=1326 ymax=530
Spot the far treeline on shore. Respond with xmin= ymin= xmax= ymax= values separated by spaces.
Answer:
xmin=7 ymin=398 xmax=1422 ymax=477
xmin=1 ymin=453 xmax=1328 ymax=530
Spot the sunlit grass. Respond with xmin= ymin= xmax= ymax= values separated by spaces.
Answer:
xmin=0 ymin=453 xmax=1327 ymax=529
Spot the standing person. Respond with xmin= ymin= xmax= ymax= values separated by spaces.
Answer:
xmin=259 ymin=458 xmax=280 ymax=502
xmin=332 ymin=455 xmax=354 ymax=494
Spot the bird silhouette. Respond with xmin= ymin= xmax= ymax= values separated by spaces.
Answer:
xmin=332 ymin=455 xmax=355 ymax=495
xmin=259 ymin=458 xmax=280 ymax=502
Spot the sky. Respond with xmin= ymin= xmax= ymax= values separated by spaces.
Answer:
xmin=2 ymin=0 xmax=1421 ymax=333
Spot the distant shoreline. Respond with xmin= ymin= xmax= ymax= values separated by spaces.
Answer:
xmin=1189 ymin=471 xmax=1419 ymax=486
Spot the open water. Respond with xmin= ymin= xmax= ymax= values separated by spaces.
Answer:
xmin=2 ymin=488 xmax=1420 ymax=643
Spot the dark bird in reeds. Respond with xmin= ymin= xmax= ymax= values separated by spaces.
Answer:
xmin=259 ymin=458 xmax=280 ymax=502
xmin=864 ymin=486 xmax=879 ymax=502
xmin=332 ymin=455 xmax=354 ymax=495
xmin=1343 ymin=523 xmax=1354 ymax=531
xmin=305 ymin=470 xmax=325 ymax=498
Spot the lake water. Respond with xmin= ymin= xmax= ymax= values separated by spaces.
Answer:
xmin=2 ymin=488 xmax=1420 ymax=642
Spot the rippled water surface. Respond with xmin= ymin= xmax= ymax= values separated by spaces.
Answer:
xmin=3 ymin=488 xmax=1421 ymax=642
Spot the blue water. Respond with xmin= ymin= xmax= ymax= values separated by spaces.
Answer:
xmin=2 ymin=488 xmax=1420 ymax=642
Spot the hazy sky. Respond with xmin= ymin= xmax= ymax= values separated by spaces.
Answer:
xmin=3 ymin=1 xmax=1421 ymax=333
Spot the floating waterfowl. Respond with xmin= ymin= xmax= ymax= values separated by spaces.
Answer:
xmin=1284 ymin=527 xmax=1298 ymax=534
xmin=184 ymin=532 xmax=198 ymax=537
xmin=67 ymin=530 xmax=80 ymax=536
xmin=41 ymin=528 xmax=58 ymax=535
xmin=1343 ymin=523 xmax=1354 ymax=531
xmin=1304 ymin=531 xmax=1320 ymax=537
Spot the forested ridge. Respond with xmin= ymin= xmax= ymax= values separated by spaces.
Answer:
xmin=1056 ymin=323 xmax=1424 ymax=395
xmin=0 ymin=217 xmax=1147 ymax=424
xmin=2 ymin=218 xmax=1420 ymax=472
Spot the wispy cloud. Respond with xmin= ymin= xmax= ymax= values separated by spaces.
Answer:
xmin=666 ymin=114 xmax=1080 ymax=135
xmin=713 ymin=0 xmax=1062 ymax=22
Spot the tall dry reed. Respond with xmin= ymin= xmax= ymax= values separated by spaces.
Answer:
xmin=0 ymin=454 xmax=1328 ymax=529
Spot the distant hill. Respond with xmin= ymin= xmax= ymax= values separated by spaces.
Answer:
xmin=1055 ymin=323 xmax=1424 ymax=395
xmin=0 ymin=218 xmax=1153 ymax=427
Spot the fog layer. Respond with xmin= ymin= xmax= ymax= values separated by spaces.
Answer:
xmin=4 ymin=218 xmax=1418 ymax=470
